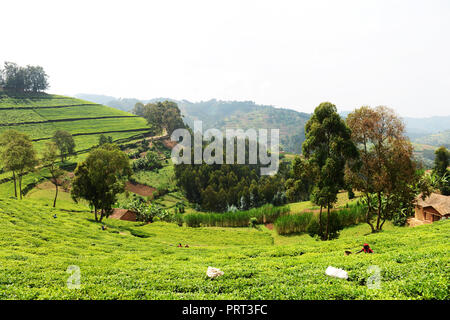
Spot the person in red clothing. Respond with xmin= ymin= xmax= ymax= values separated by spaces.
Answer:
xmin=355 ymin=243 xmax=373 ymax=254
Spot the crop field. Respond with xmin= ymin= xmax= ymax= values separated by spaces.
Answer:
xmin=0 ymin=93 xmax=151 ymax=155
xmin=0 ymin=93 xmax=154 ymax=196
xmin=0 ymin=94 xmax=151 ymax=151
xmin=0 ymin=196 xmax=448 ymax=300
xmin=0 ymin=94 xmax=96 ymax=109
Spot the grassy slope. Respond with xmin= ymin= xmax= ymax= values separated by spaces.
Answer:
xmin=0 ymin=197 xmax=448 ymax=300
xmin=0 ymin=93 xmax=152 ymax=192
xmin=0 ymin=93 xmax=150 ymax=153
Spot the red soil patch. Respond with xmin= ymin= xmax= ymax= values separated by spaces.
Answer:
xmin=161 ymin=138 xmax=177 ymax=150
xmin=125 ymin=181 xmax=156 ymax=197
xmin=265 ymin=223 xmax=274 ymax=230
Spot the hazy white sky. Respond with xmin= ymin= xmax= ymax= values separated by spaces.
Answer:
xmin=1 ymin=0 xmax=450 ymax=117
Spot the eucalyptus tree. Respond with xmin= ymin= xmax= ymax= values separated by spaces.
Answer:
xmin=302 ymin=102 xmax=358 ymax=240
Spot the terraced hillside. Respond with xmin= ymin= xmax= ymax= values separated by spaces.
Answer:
xmin=0 ymin=93 xmax=151 ymax=152
xmin=0 ymin=93 xmax=153 ymax=187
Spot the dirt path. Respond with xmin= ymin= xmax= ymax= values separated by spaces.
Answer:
xmin=125 ymin=181 xmax=156 ymax=197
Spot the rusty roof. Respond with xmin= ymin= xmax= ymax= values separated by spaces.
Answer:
xmin=416 ymin=193 xmax=450 ymax=216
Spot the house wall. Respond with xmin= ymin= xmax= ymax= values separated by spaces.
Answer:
xmin=424 ymin=207 xmax=440 ymax=222
xmin=415 ymin=206 xmax=424 ymax=220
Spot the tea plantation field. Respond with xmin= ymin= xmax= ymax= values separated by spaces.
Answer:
xmin=0 ymin=197 xmax=448 ymax=300
xmin=0 ymin=93 xmax=151 ymax=154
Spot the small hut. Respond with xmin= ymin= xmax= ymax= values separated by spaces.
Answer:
xmin=410 ymin=193 xmax=450 ymax=226
xmin=109 ymin=208 xmax=137 ymax=222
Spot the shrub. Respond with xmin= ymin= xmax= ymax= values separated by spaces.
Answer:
xmin=183 ymin=204 xmax=290 ymax=228
xmin=249 ymin=217 xmax=258 ymax=228
xmin=274 ymin=204 xmax=367 ymax=237
xmin=132 ymin=151 xmax=162 ymax=172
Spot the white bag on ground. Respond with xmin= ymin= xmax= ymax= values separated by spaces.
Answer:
xmin=325 ymin=266 xmax=348 ymax=280
xmin=206 ymin=266 xmax=224 ymax=279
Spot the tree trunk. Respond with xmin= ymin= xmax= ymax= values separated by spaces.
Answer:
xmin=376 ymin=192 xmax=382 ymax=231
xmin=99 ymin=209 xmax=104 ymax=222
xmin=94 ymin=207 xmax=98 ymax=221
xmin=18 ymin=175 xmax=22 ymax=200
xmin=380 ymin=218 xmax=386 ymax=230
xmin=12 ymin=171 xmax=17 ymax=198
xmin=325 ymin=202 xmax=330 ymax=240
xmin=53 ymin=181 xmax=58 ymax=208
xmin=365 ymin=194 xmax=375 ymax=233
xmin=319 ymin=205 xmax=323 ymax=237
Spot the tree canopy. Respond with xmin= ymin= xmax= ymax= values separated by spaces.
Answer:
xmin=71 ymin=144 xmax=132 ymax=222
xmin=53 ymin=130 xmax=75 ymax=162
xmin=133 ymin=100 xmax=185 ymax=135
xmin=42 ymin=142 xmax=64 ymax=207
xmin=346 ymin=106 xmax=423 ymax=230
xmin=0 ymin=130 xmax=38 ymax=199
xmin=0 ymin=62 xmax=49 ymax=92
xmin=302 ymin=102 xmax=358 ymax=240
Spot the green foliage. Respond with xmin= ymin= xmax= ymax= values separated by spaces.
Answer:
xmin=52 ymin=130 xmax=75 ymax=162
xmin=41 ymin=141 xmax=64 ymax=207
xmin=132 ymin=151 xmax=162 ymax=172
xmin=1 ymin=61 xmax=49 ymax=92
xmin=302 ymin=102 xmax=358 ymax=240
xmin=140 ymin=100 xmax=184 ymax=135
xmin=183 ymin=204 xmax=289 ymax=228
xmin=0 ymin=130 xmax=38 ymax=199
xmin=98 ymin=134 xmax=113 ymax=146
xmin=275 ymin=204 xmax=367 ymax=236
xmin=71 ymin=143 xmax=131 ymax=222
xmin=249 ymin=217 xmax=258 ymax=228
xmin=433 ymin=147 xmax=450 ymax=195
xmin=0 ymin=197 xmax=448 ymax=299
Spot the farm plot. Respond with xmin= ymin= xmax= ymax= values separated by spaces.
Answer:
xmin=0 ymin=196 xmax=448 ymax=300
xmin=34 ymin=104 xmax=133 ymax=120
xmin=0 ymin=95 xmax=97 ymax=109
xmin=0 ymin=109 xmax=46 ymax=125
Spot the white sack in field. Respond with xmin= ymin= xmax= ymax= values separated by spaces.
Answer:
xmin=325 ymin=266 xmax=348 ymax=280
xmin=206 ymin=266 xmax=224 ymax=279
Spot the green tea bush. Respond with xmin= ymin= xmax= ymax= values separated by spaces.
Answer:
xmin=184 ymin=204 xmax=290 ymax=228
xmin=275 ymin=204 xmax=367 ymax=236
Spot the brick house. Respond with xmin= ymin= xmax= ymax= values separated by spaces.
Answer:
xmin=409 ymin=193 xmax=450 ymax=226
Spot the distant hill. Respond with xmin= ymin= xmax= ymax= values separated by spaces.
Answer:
xmin=403 ymin=116 xmax=450 ymax=138
xmin=78 ymin=94 xmax=450 ymax=159
xmin=75 ymin=95 xmax=311 ymax=153
xmin=340 ymin=111 xmax=450 ymax=140
xmin=413 ymin=130 xmax=450 ymax=148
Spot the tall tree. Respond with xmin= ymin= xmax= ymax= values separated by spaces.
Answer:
xmin=98 ymin=134 xmax=113 ymax=146
xmin=132 ymin=102 xmax=145 ymax=116
xmin=0 ymin=62 xmax=49 ymax=92
xmin=433 ymin=146 xmax=450 ymax=195
xmin=53 ymin=130 xmax=75 ymax=162
xmin=42 ymin=142 xmax=64 ymax=207
xmin=346 ymin=106 xmax=421 ymax=231
xmin=71 ymin=144 xmax=131 ymax=222
xmin=0 ymin=130 xmax=38 ymax=199
xmin=302 ymin=102 xmax=358 ymax=240
xmin=142 ymin=101 xmax=185 ymax=135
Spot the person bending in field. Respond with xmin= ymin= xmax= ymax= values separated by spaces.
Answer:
xmin=355 ymin=243 xmax=373 ymax=254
